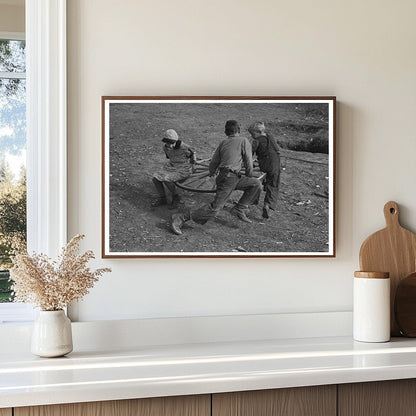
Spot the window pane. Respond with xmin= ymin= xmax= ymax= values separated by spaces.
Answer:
xmin=0 ymin=78 xmax=26 ymax=154
xmin=0 ymin=40 xmax=26 ymax=73
xmin=0 ymin=270 xmax=12 ymax=302
xmin=0 ymin=75 xmax=26 ymax=303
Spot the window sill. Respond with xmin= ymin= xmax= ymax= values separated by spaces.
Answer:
xmin=0 ymin=303 xmax=36 ymax=324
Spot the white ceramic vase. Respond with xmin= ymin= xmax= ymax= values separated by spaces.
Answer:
xmin=31 ymin=310 xmax=73 ymax=357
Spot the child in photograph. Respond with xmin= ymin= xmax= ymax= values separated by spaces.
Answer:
xmin=152 ymin=129 xmax=196 ymax=209
xmin=248 ymin=121 xmax=281 ymax=219
xmin=170 ymin=120 xmax=262 ymax=234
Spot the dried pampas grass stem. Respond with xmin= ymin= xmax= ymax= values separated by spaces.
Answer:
xmin=10 ymin=234 xmax=111 ymax=311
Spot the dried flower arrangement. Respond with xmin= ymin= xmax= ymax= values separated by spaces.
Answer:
xmin=10 ymin=234 xmax=111 ymax=311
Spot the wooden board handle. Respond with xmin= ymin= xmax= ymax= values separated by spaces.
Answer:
xmin=384 ymin=201 xmax=400 ymax=228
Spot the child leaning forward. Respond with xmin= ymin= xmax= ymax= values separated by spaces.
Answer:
xmin=152 ymin=129 xmax=196 ymax=209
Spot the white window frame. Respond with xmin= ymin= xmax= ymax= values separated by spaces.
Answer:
xmin=0 ymin=31 xmax=31 ymax=323
xmin=0 ymin=0 xmax=67 ymax=323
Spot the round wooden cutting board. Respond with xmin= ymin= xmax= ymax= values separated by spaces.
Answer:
xmin=359 ymin=201 xmax=416 ymax=336
xmin=395 ymin=272 xmax=416 ymax=337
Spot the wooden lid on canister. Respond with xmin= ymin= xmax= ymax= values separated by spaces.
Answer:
xmin=354 ymin=271 xmax=390 ymax=279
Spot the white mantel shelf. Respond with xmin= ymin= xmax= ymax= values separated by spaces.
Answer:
xmin=2 ymin=335 xmax=416 ymax=409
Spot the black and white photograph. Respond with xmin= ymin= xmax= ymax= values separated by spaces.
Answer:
xmin=102 ymin=97 xmax=335 ymax=257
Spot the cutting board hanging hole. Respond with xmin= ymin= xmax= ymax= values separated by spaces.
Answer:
xmin=384 ymin=201 xmax=400 ymax=227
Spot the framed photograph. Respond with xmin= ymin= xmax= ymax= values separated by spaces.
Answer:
xmin=102 ymin=96 xmax=335 ymax=258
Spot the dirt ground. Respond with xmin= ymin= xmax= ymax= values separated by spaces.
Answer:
xmin=108 ymin=102 xmax=331 ymax=254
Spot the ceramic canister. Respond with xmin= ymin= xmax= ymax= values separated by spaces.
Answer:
xmin=353 ymin=271 xmax=390 ymax=343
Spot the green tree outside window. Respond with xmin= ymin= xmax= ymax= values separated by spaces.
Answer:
xmin=0 ymin=38 xmax=27 ymax=302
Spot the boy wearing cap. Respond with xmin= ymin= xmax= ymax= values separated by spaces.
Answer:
xmin=248 ymin=121 xmax=281 ymax=219
xmin=152 ymin=129 xmax=196 ymax=209
xmin=170 ymin=120 xmax=262 ymax=235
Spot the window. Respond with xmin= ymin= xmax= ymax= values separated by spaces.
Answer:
xmin=0 ymin=35 xmax=26 ymax=304
xmin=0 ymin=0 xmax=67 ymax=324
xmin=0 ymin=32 xmax=34 ymax=323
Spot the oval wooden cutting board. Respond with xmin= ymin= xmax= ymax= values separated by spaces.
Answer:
xmin=359 ymin=201 xmax=416 ymax=336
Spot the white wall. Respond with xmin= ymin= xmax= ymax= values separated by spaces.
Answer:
xmin=67 ymin=0 xmax=416 ymax=322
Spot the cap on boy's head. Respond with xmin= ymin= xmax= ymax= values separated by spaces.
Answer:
xmin=162 ymin=129 xmax=179 ymax=143
xmin=248 ymin=121 xmax=266 ymax=134
xmin=224 ymin=120 xmax=240 ymax=136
